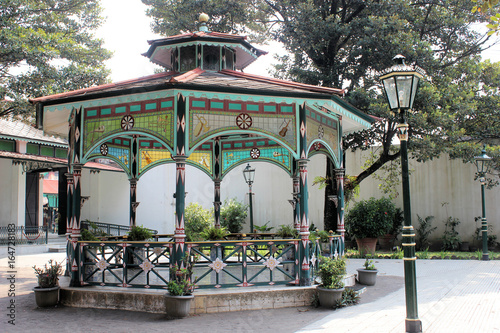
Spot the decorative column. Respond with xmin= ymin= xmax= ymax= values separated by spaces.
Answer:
xmin=335 ymin=168 xmax=345 ymax=255
xmin=65 ymin=172 xmax=73 ymax=276
xmin=69 ymin=163 xmax=82 ymax=287
xmin=213 ymin=137 xmax=222 ymax=229
xmin=298 ymin=103 xmax=311 ymax=286
xmin=292 ymin=174 xmax=300 ymax=232
xmin=298 ymin=158 xmax=310 ymax=286
xmin=172 ymin=93 xmax=188 ymax=268
xmin=214 ymin=179 xmax=221 ymax=228
xmin=173 ymin=156 xmax=187 ymax=267
xmin=129 ymin=178 xmax=138 ymax=227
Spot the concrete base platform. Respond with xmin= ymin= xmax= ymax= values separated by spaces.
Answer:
xmin=60 ymin=274 xmax=356 ymax=315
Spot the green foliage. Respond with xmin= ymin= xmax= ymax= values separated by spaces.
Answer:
xmin=185 ymin=203 xmax=213 ymax=241
xmin=390 ymin=247 xmax=404 ymax=259
xmin=474 ymin=218 xmax=499 ymax=248
xmin=318 ymin=256 xmax=346 ymax=289
xmin=416 ymin=215 xmax=437 ymax=251
xmin=276 ymin=224 xmax=299 ymax=239
xmin=127 ymin=225 xmax=153 ymax=241
xmin=472 ymin=0 xmax=500 ymax=35
xmin=200 ymin=226 xmax=229 ymax=241
xmin=345 ymin=197 xmax=396 ymax=239
xmin=142 ymin=0 xmax=500 ymax=197
xmin=335 ymin=288 xmax=360 ymax=309
xmin=33 ymin=259 xmax=62 ymax=288
xmin=363 ymin=257 xmax=376 ymax=270
xmin=81 ymin=221 xmax=108 ymax=241
xmin=0 ymin=0 xmax=111 ymax=117
xmin=417 ymin=248 xmax=430 ymax=259
xmin=254 ymin=221 xmax=274 ymax=233
xmin=220 ymin=198 xmax=247 ymax=233
xmin=441 ymin=217 xmax=461 ymax=251
xmin=168 ymin=256 xmax=196 ymax=296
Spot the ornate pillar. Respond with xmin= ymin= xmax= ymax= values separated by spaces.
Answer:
xmin=298 ymin=103 xmax=311 ymax=286
xmin=172 ymin=93 xmax=188 ymax=268
xmin=335 ymin=168 xmax=345 ymax=255
xmin=129 ymin=178 xmax=138 ymax=227
xmin=69 ymin=163 xmax=82 ymax=287
xmin=173 ymin=156 xmax=187 ymax=267
xmin=213 ymin=137 xmax=222 ymax=229
xmin=292 ymin=174 xmax=300 ymax=231
xmin=298 ymin=159 xmax=310 ymax=286
xmin=214 ymin=179 xmax=221 ymax=228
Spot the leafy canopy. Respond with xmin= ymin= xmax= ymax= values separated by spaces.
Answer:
xmin=0 ymin=0 xmax=112 ymax=118
xmin=142 ymin=0 xmax=500 ymax=191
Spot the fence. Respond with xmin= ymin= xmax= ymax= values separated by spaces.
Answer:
xmin=0 ymin=225 xmax=48 ymax=245
xmin=79 ymin=235 xmax=343 ymax=289
xmin=81 ymin=221 xmax=158 ymax=237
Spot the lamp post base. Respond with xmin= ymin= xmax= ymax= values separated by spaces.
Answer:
xmin=405 ymin=319 xmax=422 ymax=333
xmin=482 ymin=253 xmax=490 ymax=261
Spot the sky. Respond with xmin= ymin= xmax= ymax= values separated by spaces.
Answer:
xmin=97 ymin=0 xmax=499 ymax=83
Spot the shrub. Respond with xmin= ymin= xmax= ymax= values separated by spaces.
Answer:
xmin=441 ymin=217 xmax=461 ymax=251
xmin=416 ymin=215 xmax=436 ymax=251
xmin=220 ymin=198 xmax=247 ymax=233
xmin=185 ymin=203 xmax=213 ymax=241
xmin=318 ymin=256 xmax=346 ymax=289
xmin=200 ymin=226 xmax=229 ymax=240
xmin=127 ymin=225 xmax=153 ymax=241
xmin=345 ymin=197 xmax=396 ymax=239
xmin=276 ymin=224 xmax=299 ymax=238
xmin=33 ymin=260 xmax=63 ymax=288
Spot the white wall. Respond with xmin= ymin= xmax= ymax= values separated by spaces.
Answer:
xmin=346 ymin=147 xmax=499 ymax=245
xmin=0 ymin=160 xmax=22 ymax=227
xmin=13 ymin=153 xmax=325 ymax=235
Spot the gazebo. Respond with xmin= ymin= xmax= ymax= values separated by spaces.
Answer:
xmin=30 ymin=16 xmax=373 ymax=288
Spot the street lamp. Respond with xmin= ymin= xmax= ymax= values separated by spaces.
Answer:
xmin=474 ymin=146 xmax=492 ymax=261
xmin=379 ymin=54 xmax=425 ymax=333
xmin=243 ymin=163 xmax=256 ymax=233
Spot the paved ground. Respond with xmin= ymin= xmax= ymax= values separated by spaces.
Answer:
xmin=1 ymin=249 xmax=499 ymax=332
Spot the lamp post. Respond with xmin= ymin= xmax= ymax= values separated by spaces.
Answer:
xmin=474 ymin=146 xmax=492 ymax=261
xmin=243 ymin=163 xmax=256 ymax=233
xmin=379 ymin=54 xmax=425 ymax=333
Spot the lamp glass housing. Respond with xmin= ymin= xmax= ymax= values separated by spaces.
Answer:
xmin=243 ymin=163 xmax=256 ymax=185
xmin=474 ymin=149 xmax=492 ymax=175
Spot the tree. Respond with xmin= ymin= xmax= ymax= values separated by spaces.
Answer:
xmin=142 ymin=0 xmax=500 ymax=201
xmin=472 ymin=0 xmax=500 ymax=35
xmin=0 ymin=0 xmax=112 ymax=118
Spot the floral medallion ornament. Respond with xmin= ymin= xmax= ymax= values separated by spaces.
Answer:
xmin=100 ymin=143 xmax=108 ymax=156
xmin=96 ymin=258 xmax=110 ymax=271
xmin=209 ymin=257 xmax=227 ymax=273
xmin=250 ymin=148 xmax=260 ymax=159
xmin=313 ymin=142 xmax=321 ymax=151
xmin=236 ymin=113 xmax=252 ymax=129
xmin=152 ymin=247 xmax=164 ymax=257
xmin=263 ymin=257 xmax=281 ymax=271
xmin=139 ymin=259 xmax=155 ymax=274
xmin=318 ymin=125 xmax=324 ymax=139
xmin=121 ymin=115 xmax=135 ymax=131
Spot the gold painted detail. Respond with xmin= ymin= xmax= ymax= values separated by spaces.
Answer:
xmin=403 ymin=257 xmax=417 ymax=261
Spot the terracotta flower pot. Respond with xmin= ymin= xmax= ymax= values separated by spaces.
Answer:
xmin=356 ymin=238 xmax=378 ymax=256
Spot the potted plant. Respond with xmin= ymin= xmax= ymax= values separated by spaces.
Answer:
xmin=33 ymin=259 xmax=63 ymax=307
xmin=357 ymin=256 xmax=378 ymax=286
xmin=317 ymin=256 xmax=346 ymax=308
xmin=379 ymin=207 xmax=404 ymax=251
xmin=165 ymin=256 xmax=196 ymax=318
xmin=345 ymin=197 xmax=395 ymax=256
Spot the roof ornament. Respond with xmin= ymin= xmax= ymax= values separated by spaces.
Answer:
xmin=199 ymin=13 xmax=210 ymax=33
